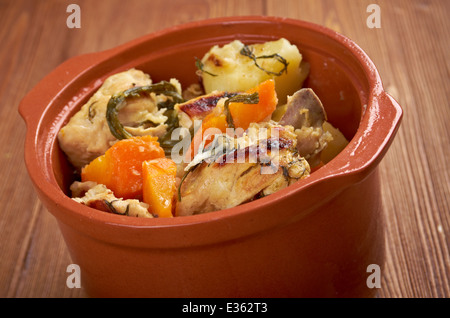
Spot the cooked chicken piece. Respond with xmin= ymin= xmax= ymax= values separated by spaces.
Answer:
xmin=70 ymin=181 xmax=154 ymax=218
xmin=176 ymin=90 xmax=237 ymax=121
xmin=58 ymin=68 xmax=181 ymax=169
xmin=172 ymin=91 xmax=241 ymax=170
xmin=176 ymin=122 xmax=310 ymax=216
xmin=279 ymin=88 xmax=332 ymax=167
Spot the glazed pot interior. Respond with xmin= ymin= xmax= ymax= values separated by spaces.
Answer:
xmin=50 ymin=19 xmax=369 ymax=197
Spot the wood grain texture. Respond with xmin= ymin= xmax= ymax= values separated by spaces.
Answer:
xmin=0 ymin=0 xmax=448 ymax=298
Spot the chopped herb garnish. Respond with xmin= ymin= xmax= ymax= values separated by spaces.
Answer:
xmin=240 ymin=44 xmax=289 ymax=76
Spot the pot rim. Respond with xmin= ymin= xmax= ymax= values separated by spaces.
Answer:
xmin=19 ymin=16 xmax=402 ymax=235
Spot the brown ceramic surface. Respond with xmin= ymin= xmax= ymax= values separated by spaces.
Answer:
xmin=19 ymin=16 xmax=402 ymax=297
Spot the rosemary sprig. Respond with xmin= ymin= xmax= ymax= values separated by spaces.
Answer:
xmin=240 ymin=45 xmax=289 ymax=76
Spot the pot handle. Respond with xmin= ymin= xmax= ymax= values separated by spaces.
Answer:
xmin=326 ymin=90 xmax=403 ymax=184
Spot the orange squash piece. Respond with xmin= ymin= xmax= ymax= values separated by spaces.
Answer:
xmin=81 ymin=135 xmax=165 ymax=199
xmin=229 ymin=79 xmax=278 ymax=130
xmin=142 ymin=158 xmax=177 ymax=218
xmin=80 ymin=153 xmax=112 ymax=188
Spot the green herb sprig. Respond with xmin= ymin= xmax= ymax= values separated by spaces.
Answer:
xmin=240 ymin=45 xmax=289 ymax=76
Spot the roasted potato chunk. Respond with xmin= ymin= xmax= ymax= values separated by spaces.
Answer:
xmin=199 ymin=38 xmax=309 ymax=104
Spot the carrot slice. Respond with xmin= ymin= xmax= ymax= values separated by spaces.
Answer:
xmin=142 ymin=158 xmax=177 ymax=218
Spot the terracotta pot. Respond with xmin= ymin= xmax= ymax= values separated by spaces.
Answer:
xmin=19 ymin=16 xmax=402 ymax=297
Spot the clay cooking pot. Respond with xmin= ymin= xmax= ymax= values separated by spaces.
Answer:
xmin=19 ymin=16 xmax=402 ymax=297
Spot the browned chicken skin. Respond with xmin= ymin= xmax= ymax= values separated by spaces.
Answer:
xmin=176 ymin=122 xmax=310 ymax=216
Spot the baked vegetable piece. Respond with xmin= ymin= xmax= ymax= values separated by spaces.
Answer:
xmin=321 ymin=121 xmax=349 ymax=164
xmin=81 ymin=135 xmax=165 ymax=200
xmin=228 ymin=79 xmax=278 ymax=130
xmin=142 ymin=158 xmax=178 ymax=218
xmin=198 ymin=38 xmax=309 ymax=105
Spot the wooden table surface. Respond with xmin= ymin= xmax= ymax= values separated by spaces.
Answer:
xmin=1 ymin=0 xmax=448 ymax=298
